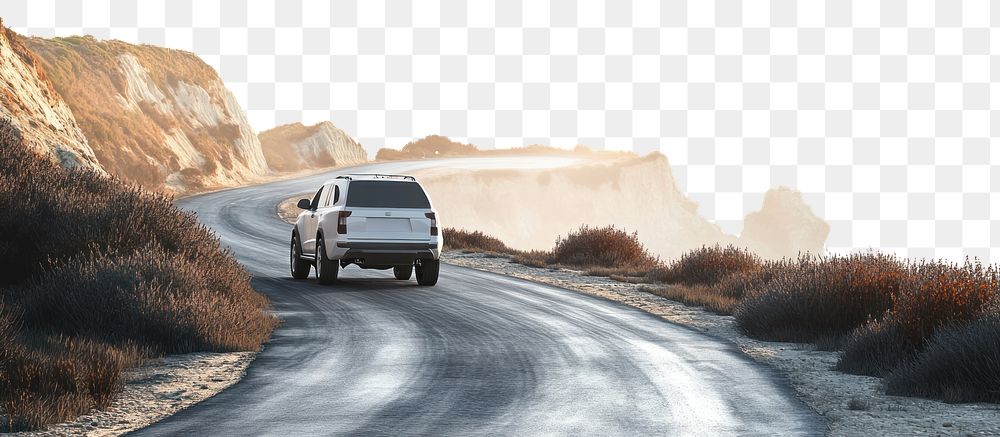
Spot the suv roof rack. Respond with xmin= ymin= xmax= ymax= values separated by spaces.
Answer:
xmin=336 ymin=173 xmax=416 ymax=181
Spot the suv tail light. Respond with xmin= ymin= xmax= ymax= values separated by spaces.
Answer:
xmin=425 ymin=212 xmax=438 ymax=236
xmin=337 ymin=211 xmax=352 ymax=234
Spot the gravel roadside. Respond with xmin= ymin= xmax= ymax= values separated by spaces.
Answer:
xmin=19 ymin=352 xmax=254 ymax=436
xmin=443 ymin=251 xmax=1000 ymax=437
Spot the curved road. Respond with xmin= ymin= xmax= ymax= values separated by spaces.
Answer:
xmin=135 ymin=157 xmax=825 ymax=436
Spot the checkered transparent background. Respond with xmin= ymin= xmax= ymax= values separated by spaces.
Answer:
xmin=1 ymin=0 xmax=997 ymax=262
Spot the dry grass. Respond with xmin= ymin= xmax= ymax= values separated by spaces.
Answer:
xmin=646 ymin=245 xmax=762 ymax=285
xmin=443 ymin=228 xmax=517 ymax=255
xmin=734 ymin=253 xmax=909 ymax=344
xmin=0 ymin=118 xmax=277 ymax=431
xmin=640 ymin=284 xmax=741 ymax=315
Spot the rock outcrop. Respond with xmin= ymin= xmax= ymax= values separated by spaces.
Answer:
xmin=259 ymin=122 xmax=367 ymax=172
xmin=0 ymin=20 xmax=101 ymax=170
xmin=25 ymin=36 xmax=267 ymax=193
xmin=739 ymin=187 xmax=830 ymax=259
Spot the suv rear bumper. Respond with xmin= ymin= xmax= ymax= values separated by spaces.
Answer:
xmin=335 ymin=241 xmax=439 ymax=267
xmin=336 ymin=242 xmax=437 ymax=250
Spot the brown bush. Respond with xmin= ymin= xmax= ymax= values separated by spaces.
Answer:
xmin=838 ymin=261 xmax=998 ymax=377
xmin=890 ymin=261 xmax=998 ymax=347
xmin=442 ymin=228 xmax=515 ymax=255
xmin=646 ymin=245 xmax=762 ymax=285
xmin=0 ymin=118 xmax=277 ymax=430
xmin=546 ymin=225 xmax=659 ymax=270
xmin=734 ymin=253 xmax=909 ymax=343
xmin=885 ymin=313 xmax=1000 ymax=403
xmin=835 ymin=320 xmax=914 ymax=377
xmin=639 ymin=261 xmax=784 ymax=315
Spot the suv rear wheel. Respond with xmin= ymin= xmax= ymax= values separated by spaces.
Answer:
xmin=393 ymin=265 xmax=413 ymax=280
xmin=316 ymin=236 xmax=339 ymax=285
xmin=290 ymin=234 xmax=311 ymax=279
xmin=415 ymin=259 xmax=439 ymax=286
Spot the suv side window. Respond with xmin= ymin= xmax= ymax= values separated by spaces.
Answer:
xmin=333 ymin=185 xmax=341 ymax=205
xmin=319 ymin=183 xmax=333 ymax=207
xmin=310 ymin=186 xmax=323 ymax=210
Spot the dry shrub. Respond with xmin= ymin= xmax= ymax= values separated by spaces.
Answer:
xmin=885 ymin=313 xmax=1000 ymax=403
xmin=0 ymin=328 xmax=143 ymax=430
xmin=734 ymin=253 xmax=908 ymax=343
xmin=838 ymin=261 xmax=998 ymax=377
xmin=835 ymin=320 xmax=914 ymax=377
xmin=638 ymin=261 xmax=784 ymax=315
xmin=511 ymin=250 xmax=550 ymax=268
xmin=505 ymin=225 xmax=659 ymax=275
xmin=546 ymin=225 xmax=659 ymax=270
xmin=13 ymin=250 xmax=274 ymax=354
xmin=442 ymin=228 xmax=515 ymax=255
xmin=890 ymin=261 xmax=998 ymax=347
xmin=0 ymin=118 xmax=277 ymax=430
xmin=646 ymin=245 xmax=762 ymax=285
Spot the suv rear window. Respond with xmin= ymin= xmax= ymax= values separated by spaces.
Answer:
xmin=346 ymin=181 xmax=431 ymax=208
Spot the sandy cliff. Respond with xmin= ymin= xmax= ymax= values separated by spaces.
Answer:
xmin=25 ymin=36 xmax=267 ymax=193
xmin=0 ymin=21 xmax=101 ymax=170
xmin=415 ymin=153 xmax=828 ymax=260
xmin=259 ymin=122 xmax=367 ymax=172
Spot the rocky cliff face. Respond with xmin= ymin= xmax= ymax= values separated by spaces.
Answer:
xmin=24 ymin=36 xmax=267 ymax=193
xmin=0 ymin=21 xmax=101 ymax=170
xmin=259 ymin=122 xmax=367 ymax=172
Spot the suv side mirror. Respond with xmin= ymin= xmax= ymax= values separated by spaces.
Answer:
xmin=296 ymin=199 xmax=312 ymax=210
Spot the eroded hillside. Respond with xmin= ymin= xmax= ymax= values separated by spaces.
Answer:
xmin=25 ymin=36 xmax=267 ymax=193
xmin=414 ymin=153 xmax=829 ymax=259
xmin=259 ymin=121 xmax=367 ymax=172
xmin=0 ymin=20 xmax=101 ymax=170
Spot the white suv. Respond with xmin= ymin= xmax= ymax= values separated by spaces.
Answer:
xmin=289 ymin=174 xmax=442 ymax=286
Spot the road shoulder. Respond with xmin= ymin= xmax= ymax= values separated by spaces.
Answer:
xmin=443 ymin=251 xmax=1000 ymax=436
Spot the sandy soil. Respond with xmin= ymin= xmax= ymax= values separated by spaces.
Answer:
xmin=443 ymin=251 xmax=1000 ymax=437
xmin=277 ymin=192 xmax=312 ymax=224
xmin=22 ymin=352 xmax=254 ymax=436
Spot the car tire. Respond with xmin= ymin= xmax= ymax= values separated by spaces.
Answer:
xmin=393 ymin=265 xmax=413 ymax=280
xmin=290 ymin=234 xmax=311 ymax=279
xmin=316 ymin=236 xmax=339 ymax=285
xmin=415 ymin=259 xmax=439 ymax=286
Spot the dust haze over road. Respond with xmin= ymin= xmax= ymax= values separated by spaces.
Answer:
xmin=134 ymin=157 xmax=824 ymax=436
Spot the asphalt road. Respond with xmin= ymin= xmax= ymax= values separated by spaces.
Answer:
xmin=134 ymin=157 xmax=825 ymax=436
